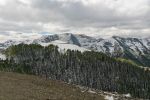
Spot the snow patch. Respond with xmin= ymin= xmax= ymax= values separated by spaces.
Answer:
xmin=0 ymin=53 xmax=6 ymax=60
xmin=105 ymin=95 xmax=114 ymax=100
xmin=39 ymin=40 xmax=89 ymax=52
xmin=88 ymin=89 xmax=96 ymax=94
xmin=123 ymin=93 xmax=131 ymax=98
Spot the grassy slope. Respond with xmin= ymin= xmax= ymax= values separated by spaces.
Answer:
xmin=0 ymin=72 xmax=105 ymax=100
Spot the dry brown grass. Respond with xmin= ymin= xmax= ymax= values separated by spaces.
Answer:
xmin=0 ymin=72 xmax=105 ymax=100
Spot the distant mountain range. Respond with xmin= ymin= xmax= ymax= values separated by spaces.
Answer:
xmin=0 ymin=33 xmax=150 ymax=67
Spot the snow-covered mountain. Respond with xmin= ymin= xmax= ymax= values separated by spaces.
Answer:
xmin=33 ymin=33 xmax=150 ymax=55
xmin=0 ymin=33 xmax=150 ymax=66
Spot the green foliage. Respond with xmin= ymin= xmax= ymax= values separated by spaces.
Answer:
xmin=0 ymin=59 xmax=32 ymax=74
xmin=116 ymin=58 xmax=139 ymax=66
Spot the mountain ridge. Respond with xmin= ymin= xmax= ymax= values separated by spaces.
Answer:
xmin=0 ymin=33 xmax=150 ymax=67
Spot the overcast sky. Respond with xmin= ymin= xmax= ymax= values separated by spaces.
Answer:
xmin=0 ymin=0 xmax=150 ymax=40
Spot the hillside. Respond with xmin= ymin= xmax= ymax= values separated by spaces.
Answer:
xmin=0 ymin=72 xmax=137 ymax=100
xmin=3 ymin=44 xmax=150 ymax=99
xmin=0 ymin=72 xmax=106 ymax=100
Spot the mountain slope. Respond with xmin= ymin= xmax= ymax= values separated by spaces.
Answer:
xmin=0 ymin=72 xmax=106 ymax=100
xmin=37 ymin=40 xmax=88 ymax=52
xmin=0 ymin=71 xmax=137 ymax=100
xmin=0 ymin=33 xmax=150 ymax=67
xmin=4 ymin=44 xmax=150 ymax=99
xmin=34 ymin=33 xmax=150 ymax=67
xmin=113 ymin=36 xmax=150 ymax=66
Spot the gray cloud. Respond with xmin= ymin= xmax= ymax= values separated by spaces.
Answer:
xmin=0 ymin=0 xmax=150 ymax=37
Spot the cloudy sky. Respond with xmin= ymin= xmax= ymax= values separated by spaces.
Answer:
xmin=0 ymin=0 xmax=150 ymax=40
